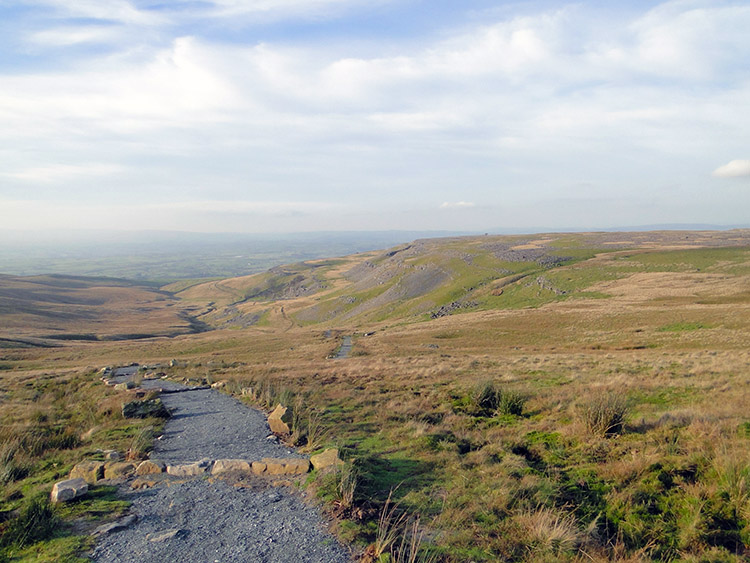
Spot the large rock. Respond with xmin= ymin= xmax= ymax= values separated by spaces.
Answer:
xmin=136 ymin=460 xmax=165 ymax=475
xmin=114 ymin=381 xmax=135 ymax=391
xmin=283 ymin=458 xmax=311 ymax=474
xmin=122 ymin=398 xmax=171 ymax=419
xmin=262 ymin=458 xmax=310 ymax=475
xmin=310 ymin=448 xmax=344 ymax=472
xmin=211 ymin=459 xmax=252 ymax=476
xmin=268 ymin=404 xmax=293 ymax=434
xmin=51 ymin=478 xmax=88 ymax=503
xmin=167 ymin=458 xmax=213 ymax=477
xmin=104 ymin=462 xmax=137 ymax=480
xmin=70 ymin=461 xmax=105 ymax=484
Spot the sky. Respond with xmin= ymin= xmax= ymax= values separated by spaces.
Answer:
xmin=0 ymin=0 xmax=749 ymax=233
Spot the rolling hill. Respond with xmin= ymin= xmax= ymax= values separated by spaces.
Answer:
xmin=176 ymin=230 xmax=750 ymax=331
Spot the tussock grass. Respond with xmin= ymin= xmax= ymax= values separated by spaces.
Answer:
xmin=579 ymin=391 xmax=630 ymax=436
xmin=0 ymin=367 xmax=166 ymax=559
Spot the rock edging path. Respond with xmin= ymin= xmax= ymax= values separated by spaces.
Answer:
xmin=91 ymin=378 xmax=351 ymax=563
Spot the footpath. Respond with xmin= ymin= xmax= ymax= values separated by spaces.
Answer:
xmin=87 ymin=377 xmax=351 ymax=563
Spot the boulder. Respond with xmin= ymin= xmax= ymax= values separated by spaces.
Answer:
xmin=136 ymin=460 xmax=165 ymax=475
xmin=51 ymin=478 xmax=88 ymax=503
xmin=264 ymin=459 xmax=286 ymax=475
xmin=70 ymin=461 xmax=105 ymax=484
xmin=283 ymin=458 xmax=311 ymax=474
xmin=103 ymin=462 xmax=137 ymax=480
xmin=122 ymin=398 xmax=171 ymax=419
xmin=262 ymin=457 xmax=310 ymax=475
xmin=211 ymin=459 xmax=252 ymax=476
xmin=114 ymin=381 xmax=135 ymax=391
xmin=268 ymin=404 xmax=293 ymax=434
xmin=167 ymin=458 xmax=212 ymax=477
xmin=310 ymin=448 xmax=344 ymax=472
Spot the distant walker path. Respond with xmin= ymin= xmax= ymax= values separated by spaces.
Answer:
xmin=333 ymin=335 xmax=353 ymax=359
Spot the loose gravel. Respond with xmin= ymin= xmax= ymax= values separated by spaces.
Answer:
xmin=91 ymin=380 xmax=351 ymax=563
xmin=91 ymin=479 xmax=350 ymax=563
xmin=142 ymin=380 xmax=303 ymax=463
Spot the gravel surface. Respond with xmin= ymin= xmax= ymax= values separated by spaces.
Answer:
xmin=91 ymin=479 xmax=351 ymax=563
xmin=141 ymin=380 xmax=303 ymax=463
xmin=91 ymin=379 xmax=351 ymax=562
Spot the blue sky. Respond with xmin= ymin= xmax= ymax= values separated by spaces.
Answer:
xmin=1 ymin=0 xmax=749 ymax=233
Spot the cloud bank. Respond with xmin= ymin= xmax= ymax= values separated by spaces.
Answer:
xmin=1 ymin=1 xmax=749 ymax=231
xmin=713 ymin=160 xmax=750 ymax=178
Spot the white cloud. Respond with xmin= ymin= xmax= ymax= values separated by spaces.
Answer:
xmin=440 ymin=201 xmax=475 ymax=209
xmin=25 ymin=0 xmax=165 ymax=25
xmin=29 ymin=27 xmax=124 ymax=46
xmin=1 ymin=163 xmax=124 ymax=183
xmin=2 ymin=2 xmax=750 ymax=231
xmin=713 ymin=159 xmax=750 ymax=178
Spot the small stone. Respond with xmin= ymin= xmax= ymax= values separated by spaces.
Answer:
xmin=51 ymin=478 xmax=88 ymax=503
xmin=268 ymin=404 xmax=293 ymax=434
xmin=260 ymin=457 xmax=308 ymax=475
xmin=284 ymin=458 xmax=311 ymax=474
xmin=310 ymin=448 xmax=344 ymax=472
xmin=103 ymin=462 xmax=137 ymax=480
xmin=114 ymin=381 xmax=135 ymax=391
xmin=252 ymin=461 xmax=267 ymax=475
xmin=263 ymin=459 xmax=285 ymax=475
xmin=166 ymin=460 xmax=213 ymax=477
xmin=211 ymin=459 xmax=252 ymax=475
xmin=136 ymin=460 xmax=165 ymax=475
xmin=131 ymin=477 xmax=158 ymax=489
xmin=104 ymin=450 xmax=121 ymax=461
xmin=148 ymin=529 xmax=184 ymax=542
xmin=70 ymin=461 xmax=104 ymax=484
xmin=92 ymin=514 xmax=137 ymax=536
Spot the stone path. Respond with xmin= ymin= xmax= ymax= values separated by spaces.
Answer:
xmin=90 ymin=377 xmax=352 ymax=563
xmin=334 ymin=335 xmax=353 ymax=359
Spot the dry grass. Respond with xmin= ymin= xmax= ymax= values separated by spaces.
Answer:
xmin=2 ymin=231 xmax=750 ymax=561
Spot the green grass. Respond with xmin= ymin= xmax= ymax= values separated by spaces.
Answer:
xmin=658 ymin=322 xmax=711 ymax=332
xmin=617 ymin=248 xmax=750 ymax=273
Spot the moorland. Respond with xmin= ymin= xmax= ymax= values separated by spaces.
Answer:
xmin=2 ymin=229 xmax=750 ymax=562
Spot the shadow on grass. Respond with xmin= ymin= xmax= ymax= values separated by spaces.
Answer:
xmin=351 ymin=454 xmax=436 ymax=504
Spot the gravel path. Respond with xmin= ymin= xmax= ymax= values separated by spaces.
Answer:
xmin=143 ymin=380 xmax=304 ymax=463
xmin=91 ymin=379 xmax=351 ymax=563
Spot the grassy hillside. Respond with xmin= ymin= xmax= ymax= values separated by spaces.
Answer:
xmin=0 ymin=275 xmax=202 ymax=345
xmin=179 ymin=230 xmax=750 ymax=331
xmin=2 ymin=229 xmax=750 ymax=561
